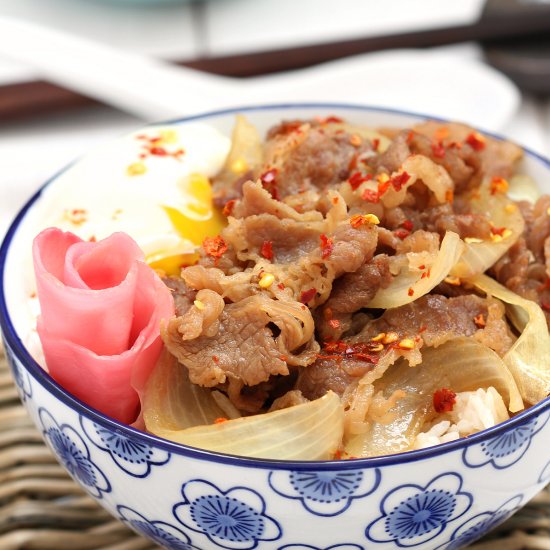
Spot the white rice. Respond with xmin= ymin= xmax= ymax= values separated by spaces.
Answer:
xmin=413 ymin=387 xmax=510 ymax=450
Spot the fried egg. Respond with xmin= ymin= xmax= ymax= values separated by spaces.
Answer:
xmin=33 ymin=123 xmax=231 ymax=275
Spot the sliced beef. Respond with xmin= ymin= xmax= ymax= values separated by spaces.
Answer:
xmin=413 ymin=121 xmax=523 ymax=192
xmin=163 ymin=296 xmax=289 ymax=388
xmin=162 ymin=293 xmax=317 ymax=390
xmin=492 ymin=195 xmax=550 ymax=326
xmin=316 ymin=255 xmax=392 ymax=342
xmin=353 ymin=294 xmax=488 ymax=348
xmin=162 ymin=276 xmax=196 ymax=316
xmin=262 ymin=125 xmax=368 ymax=198
xmin=295 ymin=356 xmax=375 ymax=401
xmin=421 ymin=203 xmax=492 ymax=240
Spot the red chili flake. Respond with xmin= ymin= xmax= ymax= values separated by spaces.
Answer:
xmin=212 ymin=355 xmax=219 ymax=364
xmin=418 ymin=264 xmax=426 ymax=270
xmin=349 ymin=214 xmax=379 ymax=228
xmin=490 ymin=176 xmax=509 ymax=195
xmin=419 ymin=325 xmax=428 ymax=333
xmin=434 ymin=127 xmax=450 ymax=141
xmin=214 ymin=417 xmax=228 ymax=424
xmin=278 ymin=121 xmax=303 ymax=135
xmin=362 ymin=188 xmax=380 ymax=203
xmin=300 ymin=288 xmax=317 ymax=304
xmin=474 ymin=313 xmax=486 ymax=328
xmin=319 ymin=340 xmax=381 ymax=364
xmin=348 ymin=171 xmax=372 ymax=190
xmin=394 ymin=228 xmax=411 ymax=240
xmin=390 ymin=171 xmax=411 ymax=191
xmin=222 ymin=199 xmax=237 ymax=217
xmin=372 ymin=138 xmax=380 ymax=151
xmin=320 ymin=116 xmax=343 ymax=124
xmin=490 ymin=225 xmax=506 ymax=237
xmin=431 ymin=140 xmax=446 ymax=159
xmin=407 ymin=288 xmax=415 ymax=297
xmin=279 ymin=355 xmax=288 ymax=362
xmin=277 ymin=283 xmax=285 ymax=290
xmin=260 ymin=168 xmax=279 ymax=200
xmin=149 ymin=146 xmax=168 ymax=156
xmin=433 ymin=388 xmax=457 ymax=413
xmin=332 ymin=196 xmax=339 ymax=205
xmin=203 ymin=236 xmax=227 ymax=258
xmin=402 ymin=219 xmax=414 ymax=231
xmin=328 ymin=319 xmax=341 ymax=329
xmin=260 ymin=240 xmax=274 ymax=261
xmin=333 ymin=449 xmax=343 ymax=460
xmin=377 ymin=178 xmax=391 ymax=196
xmin=465 ymin=132 xmax=486 ymax=151
xmin=320 ymin=234 xmax=334 ymax=260
xmin=406 ymin=131 xmax=414 ymax=145
xmin=445 ymin=189 xmax=454 ymax=203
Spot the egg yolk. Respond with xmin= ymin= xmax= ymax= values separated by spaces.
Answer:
xmin=147 ymin=173 xmax=226 ymax=276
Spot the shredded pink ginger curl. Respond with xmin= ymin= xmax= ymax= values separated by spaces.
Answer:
xmin=32 ymin=228 xmax=174 ymax=424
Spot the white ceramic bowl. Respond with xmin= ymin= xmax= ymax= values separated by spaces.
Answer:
xmin=2 ymin=104 xmax=550 ymax=550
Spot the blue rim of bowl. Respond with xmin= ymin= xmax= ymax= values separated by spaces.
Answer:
xmin=2 ymin=102 xmax=550 ymax=471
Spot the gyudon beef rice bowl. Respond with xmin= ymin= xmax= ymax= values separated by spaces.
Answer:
xmin=16 ymin=109 xmax=550 ymax=461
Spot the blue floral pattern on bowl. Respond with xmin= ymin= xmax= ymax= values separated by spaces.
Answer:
xmin=463 ymin=412 xmax=550 ymax=470
xmin=365 ymin=472 xmax=472 ymax=547
xmin=269 ymin=468 xmax=380 ymax=516
xmin=436 ymin=494 xmax=523 ymax=549
xmin=80 ymin=415 xmax=170 ymax=477
xmin=118 ymin=505 xmax=200 ymax=550
xmin=173 ymin=479 xmax=282 ymax=549
xmin=5 ymin=345 xmax=32 ymax=401
xmin=38 ymin=408 xmax=111 ymax=499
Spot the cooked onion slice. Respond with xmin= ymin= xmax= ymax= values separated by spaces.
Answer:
xmin=214 ymin=114 xmax=262 ymax=186
xmin=381 ymin=155 xmax=453 ymax=209
xmin=144 ymin=351 xmax=344 ymax=459
xmin=344 ymin=337 xmax=523 ymax=458
xmin=471 ymin=274 xmax=550 ymax=405
xmin=143 ymin=350 xmax=238 ymax=432
xmin=367 ymin=231 xmax=463 ymax=309
xmin=451 ymin=184 xmax=524 ymax=278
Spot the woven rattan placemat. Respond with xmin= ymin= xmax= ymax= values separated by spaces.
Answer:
xmin=1 ymin=344 xmax=550 ymax=550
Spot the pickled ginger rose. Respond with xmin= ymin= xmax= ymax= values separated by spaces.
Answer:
xmin=32 ymin=228 xmax=174 ymax=423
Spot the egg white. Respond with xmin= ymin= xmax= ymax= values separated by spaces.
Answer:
xmin=33 ymin=123 xmax=231 ymax=257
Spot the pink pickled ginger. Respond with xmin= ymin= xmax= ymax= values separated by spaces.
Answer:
xmin=33 ymin=228 xmax=174 ymax=423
